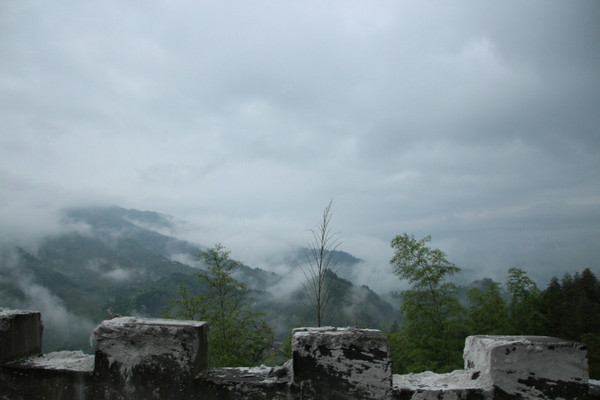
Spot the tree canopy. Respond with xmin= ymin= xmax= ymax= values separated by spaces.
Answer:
xmin=389 ymin=233 xmax=465 ymax=373
xmin=467 ymin=280 xmax=509 ymax=335
xmin=165 ymin=243 xmax=273 ymax=367
xmin=387 ymin=233 xmax=600 ymax=379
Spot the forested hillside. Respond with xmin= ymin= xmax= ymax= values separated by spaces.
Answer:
xmin=386 ymin=234 xmax=600 ymax=378
xmin=1 ymin=206 xmax=597 ymax=377
xmin=0 ymin=206 xmax=401 ymax=353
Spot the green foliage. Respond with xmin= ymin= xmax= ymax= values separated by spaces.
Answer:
xmin=467 ymin=281 xmax=509 ymax=334
xmin=391 ymin=234 xmax=460 ymax=287
xmin=506 ymin=267 xmax=538 ymax=301
xmin=388 ymin=260 xmax=600 ymax=379
xmin=539 ymin=269 xmax=600 ymax=378
xmin=506 ymin=267 xmax=546 ymax=334
xmin=582 ymin=333 xmax=600 ymax=380
xmin=390 ymin=233 xmax=465 ymax=373
xmin=280 ymin=334 xmax=292 ymax=358
xmin=165 ymin=244 xmax=274 ymax=367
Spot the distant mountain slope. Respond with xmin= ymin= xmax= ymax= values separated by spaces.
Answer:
xmin=263 ymin=270 xmax=401 ymax=339
xmin=281 ymin=247 xmax=363 ymax=282
xmin=64 ymin=206 xmax=175 ymax=230
xmin=0 ymin=205 xmax=402 ymax=351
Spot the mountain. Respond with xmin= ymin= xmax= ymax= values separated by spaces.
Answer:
xmin=0 ymin=206 xmax=402 ymax=352
xmin=280 ymin=247 xmax=364 ymax=283
xmin=454 ymin=278 xmax=510 ymax=307
xmin=263 ymin=271 xmax=401 ymax=338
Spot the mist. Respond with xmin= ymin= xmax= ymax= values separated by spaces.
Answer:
xmin=1 ymin=1 xmax=599 ymax=295
xmin=0 ymin=247 xmax=96 ymax=352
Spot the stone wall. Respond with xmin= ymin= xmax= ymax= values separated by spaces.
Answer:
xmin=0 ymin=308 xmax=598 ymax=399
xmin=0 ymin=308 xmax=42 ymax=365
xmin=292 ymin=326 xmax=392 ymax=399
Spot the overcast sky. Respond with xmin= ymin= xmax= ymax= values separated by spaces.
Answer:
xmin=1 ymin=1 xmax=599 ymax=292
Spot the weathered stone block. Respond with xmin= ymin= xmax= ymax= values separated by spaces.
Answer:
xmin=393 ymin=369 xmax=492 ymax=399
xmin=292 ymin=326 xmax=392 ymax=400
xmin=464 ymin=335 xmax=589 ymax=399
xmin=94 ymin=316 xmax=208 ymax=390
xmin=0 ymin=308 xmax=43 ymax=365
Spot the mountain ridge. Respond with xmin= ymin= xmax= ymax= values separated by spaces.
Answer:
xmin=0 ymin=205 xmax=402 ymax=352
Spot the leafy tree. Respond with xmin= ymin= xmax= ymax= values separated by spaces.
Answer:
xmin=506 ymin=267 xmax=546 ymax=334
xmin=165 ymin=244 xmax=273 ymax=367
xmin=301 ymin=199 xmax=342 ymax=327
xmin=390 ymin=233 xmax=465 ymax=373
xmin=467 ymin=281 xmax=509 ymax=334
xmin=506 ymin=267 xmax=537 ymax=301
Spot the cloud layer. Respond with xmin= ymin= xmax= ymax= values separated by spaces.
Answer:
xmin=1 ymin=1 xmax=599 ymax=290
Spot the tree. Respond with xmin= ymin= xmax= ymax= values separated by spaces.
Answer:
xmin=301 ymin=199 xmax=342 ymax=327
xmin=540 ymin=269 xmax=600 ymax=378
xmin=165 ymin=243 xmax=273 ymax=367
xmin=506 ymin=267 xmax=546 ymax=334
xmin=390 ymin=233 xmax=465 ymax=373
xmin=540 ymin=277 xmax=567 ymax=338
xmin=468 ymin=281 xmax=509 ymax=334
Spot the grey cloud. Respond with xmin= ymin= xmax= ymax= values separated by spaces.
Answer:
xmin=0 ymin=248 xmax=96 ymax=349
xmin=1 ymin=1 xmax=599 ymax=291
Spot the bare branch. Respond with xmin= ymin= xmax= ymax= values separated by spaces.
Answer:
xmin=299 ymin=199 xmax=343 ymax=326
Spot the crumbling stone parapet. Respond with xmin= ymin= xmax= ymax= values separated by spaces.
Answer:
xmin=464 ymin=335 xmax=589 ymax=399
xmin=0 ymin=308 xmax=43 ymax=365
xmin=394 ymin=336 xmax=591 ymax=399
xmin=2 ymin=309 xmax=598 ymax=399
xmin=292 ymin=326 xmax=393 ymax=399
xmin=94 ymin=317 xmax=208 ymax=384
xmin=93 ymin=316 xmax=209 ymax=398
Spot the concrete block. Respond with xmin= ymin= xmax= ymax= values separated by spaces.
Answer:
xmin=292 ymin=326 xmax=392 ymax=399
xmin=464 ymin=335 xmax=589 ymax=399
xmin=94 ymin=317 xmax=209 ymax=387
xmin=0 ymin=309 xmax=43 ymax=365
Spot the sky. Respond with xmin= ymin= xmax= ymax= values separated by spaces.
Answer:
xmin=1 ymin=1 xmax=599 ymax=293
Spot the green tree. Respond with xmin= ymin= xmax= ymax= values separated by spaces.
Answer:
xmin=390 ymin=233 xmax=465 ymax=373
xmin=540 ymin=269 xmax=600 ymax=378
xmin=541 ymin=277 xmax=567 ymax=338
xmin=301 ymin=199 xmax=342 ymax=327
xmin=468 ymin=281 xmax=509 ymax=334
xmin=165 ymin=244 xmax=273 ymax=367
xmin=506 ymin=267 xmax=546 ymax=334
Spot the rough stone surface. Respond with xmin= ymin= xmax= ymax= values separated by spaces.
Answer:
xmin=2 ymin=309 xmax=598 ymax=399
xmin=393 ymin=370 xmax=492 ymax=399
xmin=199 ymin=362 xmax=292 ymax=400
xmin=292 ymin=326 xmax=392 ymax=399
xmin=0 ymin=308 xmax=43 ymax=365
xmin=7 ymin=350 xmax=94 ymax=372
xmin=464 ymin=335 xmax=589 ymax=399
xmin=590 ymin=379 xmax=600 ymax=398
xmin=93 ymin=316 xmax=209 ymax=398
